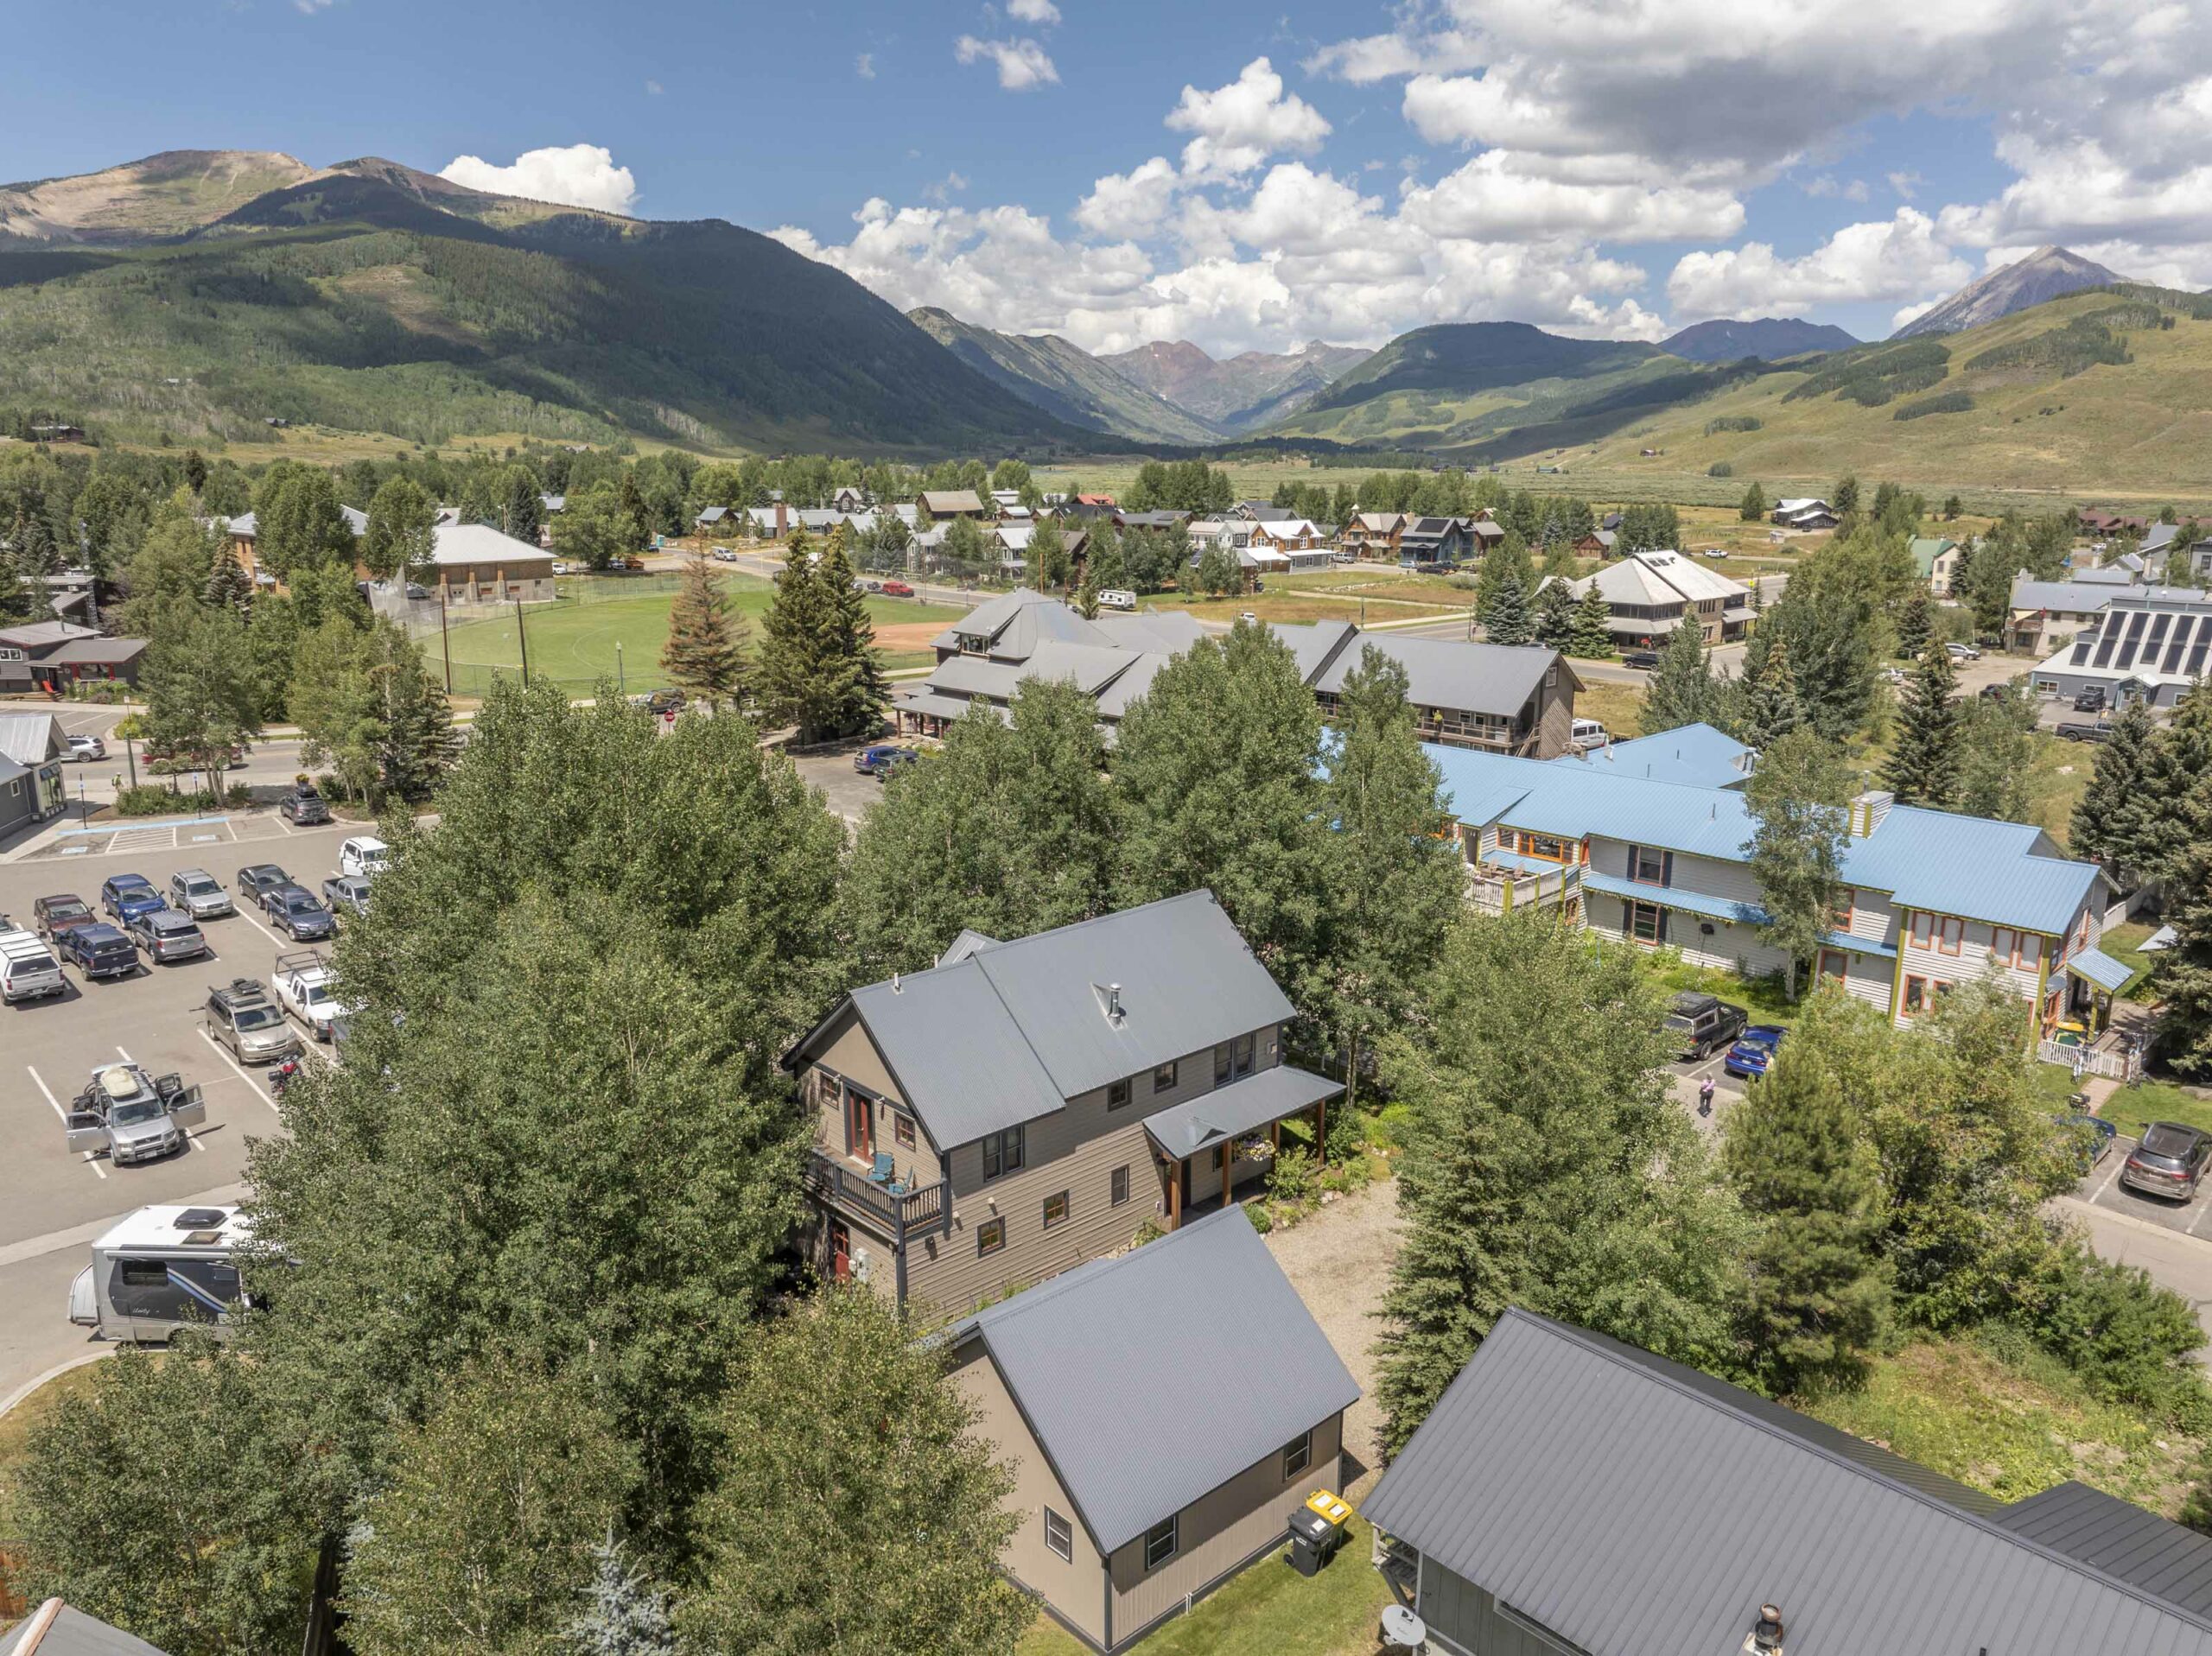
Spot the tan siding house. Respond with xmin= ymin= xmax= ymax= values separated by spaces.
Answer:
xmin=950 ymin=1207 xmax=1360 ymax=1653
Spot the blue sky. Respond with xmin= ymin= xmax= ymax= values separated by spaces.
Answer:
xmin=7 ymin=0 xmax=2209 ymax=355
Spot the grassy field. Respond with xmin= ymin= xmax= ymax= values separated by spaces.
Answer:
xmin=1016 ymin=1516 xmax=1392 ymax=1656
xmin=432 ymin=575 xmax=963 ymax=693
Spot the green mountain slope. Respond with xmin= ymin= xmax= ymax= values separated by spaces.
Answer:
xmin=1661 ymin=317 xmax=1858 ymax=362
xmin=906 ymin=307 xmax=1215 ymax=444
xmin=1102 ymin=338 xmax=1370 ymax=434
xmin=0 ymin=149 xmax=317 ymax=243
xmin=1582 ymin=285 xmax=2212 ymax=494
xmin=0 ymin=154 xmax=1092 ymax=454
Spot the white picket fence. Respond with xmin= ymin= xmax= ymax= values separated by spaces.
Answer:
xmin=2037 ymin=1038 xmax=2144 ymax=1083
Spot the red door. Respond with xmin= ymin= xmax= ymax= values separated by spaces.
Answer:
xmin=830 ymin=1221 xmax=852 ymax=1282
xmin=846 ymin=1088 xmax=873 ymax=1162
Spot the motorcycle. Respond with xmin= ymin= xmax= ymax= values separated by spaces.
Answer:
xmin=269 ymin=1056 xmax=303 ymax=1098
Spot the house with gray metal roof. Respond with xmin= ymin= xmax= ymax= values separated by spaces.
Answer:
xmin=1271 ymin=622 xmax=1581 ymax=757
xmin=2031 ymin=587 xmax=2212 ymax=708
xmin=0 ymin=711 xmax=66 ymax=837
xmin=950 ymin=1205 xmax=1360 ymax=1653
xmin=780 ymin=891 xmax=1342 ymax=1314
xmin=0 ymin=1597 xmax=172 ymax=1656
xmin=1365 ymin=1309 xmax=2212 ymax=1656
xmin=1430 ymin=728 xmax=2117 ymax=1038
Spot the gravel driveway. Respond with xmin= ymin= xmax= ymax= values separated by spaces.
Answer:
xmin=1265 ymin=1177 xmax=1402 ymax=1498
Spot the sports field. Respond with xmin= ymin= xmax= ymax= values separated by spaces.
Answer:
xmin=429 ymin=574 xmax=965 ymax=694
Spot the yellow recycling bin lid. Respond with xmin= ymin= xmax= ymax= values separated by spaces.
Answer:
xmin=1305 ymin=1489 xmax=1351 ymax=1528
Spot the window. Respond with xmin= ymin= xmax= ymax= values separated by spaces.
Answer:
xmin=1108 ymin=1078 xmax=1131 ymax=1111
xmin=1818 ymin=949 xmax=1848 ymax=984
xmin=1214 ymin=1043 xmax=1231 ymax=1086
xmin=1281 ymin=1430 xmax=1313 ymax=1480
xmin=1936 ymin=917 xmax=1964 ymax=955
xmin=1522 ymin=833 xmax=1568 ymax=862
xmin=1153 ymin=1060 xmax=1179 ymax=1092
xmin=1215 ymin=1035 xmax=1255 ymax=1087
xmin=2018 ymin=933 xmax=2043 ymax=970
xmin=1110 ymin=1165 xmax=1130 ymax=1207
xmin=893 ymin=1112 xmax=916 ymax=1150
xmin=1833 ymin=889 xmax=1854 ymax=929
xmin=1628 ymin=900 xmax=1664 ymax=944
xmin=1233 ymin=1033 xmax=1255 ymax=1077
xmin=1042 ymin=1190 xmax=1070 ymax=1230
xmin=1143 ymin=1516 xmax=1178 ymax=1570
xmin=976 ymin=1217 xmax=1006 ymax=1257
xmin=1902 ymin=975 xmax=1928 ymax=1017
xmin=1045 ymin=1507 xmax=1073 ymax=1563
xmin=1631 ymin=845 xmax=1666 ymax=885
xmin=981 ymin=1126 xmax=1024 ymax=1182
xmin=1909 ymin=910 xmax=1933 ymax=949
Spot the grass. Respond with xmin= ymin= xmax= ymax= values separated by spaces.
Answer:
xmin=0 ymin=1360 xmax=111 ymax=1534
xmin=1568 ymin=681 xmax=1646 ymax=743
xmin=1152 ymin=590 xmax=1462 ymax=628
xmin=2099 ymin=920 xmax=2163 ymax=999
xmin=1648 ymin=955 xmax=1802 ymax=1026
xmin=432 ymin=574 xmax=963 ymax=694
xmin=2030 ymin=1061 xmax=2212 ymax=1138
xmin=1805 ymin=1334 xmax=2204 ymax=1511
xmin=1015 ymin=1516 xmax=1392 ymax=1656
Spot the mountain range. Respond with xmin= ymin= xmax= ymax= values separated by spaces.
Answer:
xmin=906 ymin=308 xmax=1222 ymax=446
xmin=1893 ymin=245 xmax=2124 ymax=339
xmin=1097 ymin=338 xmax=1372 ymax=435
xmin=1659 ymin=317 xmax=1860 ymax=362
xmin=0 ymin=149 xmax=1096 ymax=454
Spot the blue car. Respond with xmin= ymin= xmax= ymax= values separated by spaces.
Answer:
xmin=1721 ymin=1025 xmax=1787 ymax=1081
xmin=99 ymin=874 xmax=167 ymax=925
xmin=854 ymin=743 xmax=917 ymax=775
xmin=2060 ymin=1111 xmax=2119 ymax=1171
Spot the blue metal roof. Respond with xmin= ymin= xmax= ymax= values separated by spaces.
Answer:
xmin=1581 ymin=867 xmax=1764 ymax=926
xmin=1569 ymin=724 xmax=1753 ymax=790
xmin=2065 ymin=946 xmax=2133 ymax=994
xmin=1428 ymin=739 xmax=2104 ymax=938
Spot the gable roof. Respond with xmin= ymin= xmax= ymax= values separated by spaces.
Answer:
xmin=792 ymin=891 xmax=1296 ymax=1147
xmin=1572 ymin=549 xmax=1750 ymax=607
xmin=1364 ymin=1309 xmax=2212 ymax=1656
xmin=0 ymin=712 xmax=63 ymax=766
xmin=1570 ymin=724 xmax=1753 ymax=789
xmin=1997 ymin=1482 xmax=2212 ymax=1619
xmin=918 ymin=489 xmax=985 ymax=514
xmin=0 ymin=1601 xmax=171 ymax=1656
xmin=429 ymin=523 xmax=550 ymax=566
xmin=1908 ymin=536 xmax=1959 ymax=576
xmin=1280 ymin=629 xmax=1569 ymax=717
xmin=958 ymin=1207 xmax=1359 ymax=1555
xmin=2012 ymin=575 xmax=2118 ymax=614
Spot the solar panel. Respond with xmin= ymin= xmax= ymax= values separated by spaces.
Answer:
xmin=2164 ymin=616 xmax=2197 ymax=676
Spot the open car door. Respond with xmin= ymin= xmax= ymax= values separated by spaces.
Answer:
xmin=154 ymin=1072 xmax=185 ymax=1102
xmin=64 ymin=1109 xmax=106 ymax=1157
xmin=168 ymin=1085 xmax=207 ymax=1132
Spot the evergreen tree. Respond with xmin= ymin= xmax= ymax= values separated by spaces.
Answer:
xmin=370 ymin=625 xmax=459 ymax=803
xmin=2071 ymin=699 xmax=2158 ymax=885
xmin=1894 ymin=587 xmax=1933 ymax=659
xmin=679 ymin=1288 xmax=1029 ymax=1656
xmin=660 ymin=553 xmax=749 ymax=710
xmin=201 ymin=548 xmax=255 ymax=616
xmin=1484 ymin=571 xmax=1533 ymax=644
xmin=815 ymin=537 xmax=887 ymax=736
xmin=617 ymin=473 xmax=652 ymax=551
xmin=2156 ymin=771 xmax=2212 ymax=1079
xmin=1943 ymin=493 xmax=1964 ymax=520
xmin=1640 ymin=616 xmax=1719 ymax=734
xmin=1475 ymin=534 xmax=1535 ymax=622
xmin=1724 ymin=1041 xmax=1891 ymax=1395
xmin=756 ymin=533 xmax=885 ymax=742
xmin=563 ymin=1536 xmax=677 ymax=1656
xmin=1955 ymin=686 xmax=2036 ymax=823
xmin=2131 ymin=686 xmax=2212 ymax=878
xmin=0 ymin=534 xmax=45 ymax=625
xmin=1376 ymin=911 xmax=1746 ymax=1452
xmin=1072 ymin=567 xmax=1101 ymax=619
xmin=501 ymin=466 xmax=544 ymax=548
xmin=1740 ymin=482 xmax=1768 ymax=522
xmin=1883 ymin=644 xmax=1961 ymax=806
xmin=1533 ymin=577 xmax=1575 ymax=649
xmin=1745 ymin=729 xmax=1852 ymax=998
xmin=1737 ymin=632 xmax=1802 ymax=748
xmin=1832 ymin=474 xmax=1860 ymax=515
xmin=1569 ymin=581 xmax=1617 ymax=659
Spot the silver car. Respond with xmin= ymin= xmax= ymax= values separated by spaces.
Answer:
xmin=168 ymin=868 xmax=234 ymax=919
xmin=65 ymin=1065 xmax=207 ymax=1167
xmin=128 ymin=909 xmax=208 ymax=964
xmin=205 ymin=979 xmax=302 ymax=1063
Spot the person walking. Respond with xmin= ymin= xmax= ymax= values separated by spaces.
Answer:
xmin=1698 ymin=1075 xmax=1716 ymax=1117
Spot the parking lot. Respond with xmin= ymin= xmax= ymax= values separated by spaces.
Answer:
xmin=2075 ymin=1135 xmax=2212 ymax=1240
xmin=0 ymin=819 xmax=357 ymax=1399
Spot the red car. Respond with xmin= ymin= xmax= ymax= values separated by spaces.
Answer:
xmin=880 ymin=580 xmax=914 ymax=597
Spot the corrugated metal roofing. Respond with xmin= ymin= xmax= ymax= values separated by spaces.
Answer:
xmin=1363 ymin=1310 xmax=2212 ymax=1656
xmin=820 ymin=891 xmax=1295 ymax=1148
xmin=0 ymin=713 xmax=60 ymax=766
xmin=2012 ymin=577 xmax=2116 ymax=614
xmin=1998 ymin=1482 xmax=2212 ymax=1619
xmin=0 ymin=1602 xmax=172 ymax=1656
xmin=2066 ymin=946 xmax=2134 ymax=994
xmin=962 ymin=1207 xmax=1360 ymax=1555
xmin=1306 ymin=635 xmax=1564 ymax=718
xmin=1581 ymin=867 xmax=1763 ymax=925
xmin=1570 ymin=725 xmax=1751 ymax=789
xmin=1141 ymin=1065 xmax=1342 ymax=1158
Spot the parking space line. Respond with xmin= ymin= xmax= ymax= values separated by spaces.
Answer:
xmin=233 ymin=904 xmax=286 ymax=949
xmin=2084 ymin=1147 xmax=2129 ymax=1205
xmin=26 ymin=1067 xmax=63 ymax=1123
xmin=2186 ymin=1191 xmax=2212 ymax=1240
xmin=197 ymin=1030 xmax=279 ymax=1114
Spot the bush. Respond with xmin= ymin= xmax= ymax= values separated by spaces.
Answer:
xmin=2016 ymin=1241 xmax=2209 ymax=1421
xmin=1707 ymin=461 xmax=1735 ymax=478
xmin=1704 ymin=416 xmax=1763 ymax=436
xmin=1268 ymin=1145 xmax=1319 ymax=1205
xmin=1893 ymin=390 xmax=1974 ymax=422
xmin=115 ymin=785 xmax=222 ymax=816
xmin=64 ymin=681 xmax=136 ymax=705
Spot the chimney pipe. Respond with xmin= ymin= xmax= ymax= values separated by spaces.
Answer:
xmin=1109 ymin=983 xmax=1122 ymax=1020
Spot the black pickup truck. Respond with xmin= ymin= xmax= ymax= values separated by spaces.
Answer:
xmin=2056 ymin=720 xmax=2116 ymax=744
xmin=1665 ymin=991 xmax=1750 ymax=1061
xmin=56 ymin=922 xmax=142 ymax=980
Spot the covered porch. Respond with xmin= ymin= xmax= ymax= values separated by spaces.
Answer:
xmin=2040 ymin=947 xmax=2144 ymax=1080
xmin=1142 ymin=1066 xmax=1344 ymax=1228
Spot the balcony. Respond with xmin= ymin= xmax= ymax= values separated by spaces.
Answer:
xmin=1465 ymin=858 xmax=1578 ymax=913
xmin=804 ymin=1149 xmax=951 ymax=1242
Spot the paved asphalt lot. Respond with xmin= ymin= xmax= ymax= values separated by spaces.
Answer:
xmin=0 ymin=820 xmax=357 ymax=1402
xmin=2075 ymin=1134 xmax=2212 ymax=1240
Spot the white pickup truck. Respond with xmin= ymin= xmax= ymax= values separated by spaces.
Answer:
xmin=272 ymin=949 xmax=352 ymax=1042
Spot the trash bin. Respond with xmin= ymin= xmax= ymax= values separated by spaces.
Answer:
xmin=1287 ymin=1489 xmax=1350 ymax=1577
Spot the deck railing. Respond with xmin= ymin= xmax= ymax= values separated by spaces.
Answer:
xmin=2037 ymin=1038 xmax=2144 ymax=1084
xmin=1464 ymin=860 xmax=1578 ymax=914
xmin=804 ymin=1150 xmax=952 ymax=1241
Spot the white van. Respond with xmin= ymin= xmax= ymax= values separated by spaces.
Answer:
xmin=1570 ymin=718 xmax=1611 ymax=752
xmin=1098 ymin=589 xmax=1138 ymax=612
xmin=339 ymin=836 xmax=391 ymax=879
xmin=69 ymin=1204 xmax=248 ymax=1344
xmin=0 ymin=928 xmax=64 ymax=1004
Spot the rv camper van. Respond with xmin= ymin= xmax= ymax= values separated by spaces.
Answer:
xmin=68 ymin=1204 xmax=247 ymax=1344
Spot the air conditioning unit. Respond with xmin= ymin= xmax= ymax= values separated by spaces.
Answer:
xmin=850 ymin=1248 xmax=871 ymax=1283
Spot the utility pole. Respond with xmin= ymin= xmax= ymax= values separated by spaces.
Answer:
xmin=513 ymin=596 xmax=530 ymax=688
xmin=437 ymin=585 xmax=452 ymax=694
xmin=615 ymin=641 xmax=625 ymax=695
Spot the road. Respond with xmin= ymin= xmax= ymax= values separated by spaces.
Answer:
xmin=0 ymin=820 xmax=357 ymax=1404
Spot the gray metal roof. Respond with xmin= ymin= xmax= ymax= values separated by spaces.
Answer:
xmin=1142 ymin=1064 xmax=1342 ymax=1158
xmin=0 ymin=712 xmax=61 ymax=765
xmin=1998 ymin=1482 xmax=2212 ymax=1619
xmin=1364 ymin=1310 xmax=2212 ymax=1656
xmin=1310 ymin=634 xmax=1563 ymax=717
xmin=0 ymin=1602 xmax=171 ymax=1656
xmin=2012 ymin=576 xmax=2119 ymax=614
xmin=960 ymin=1206 xmax=1360 ymax=1554
xmin=808 ymin=891 xmax=1294 ymax=1148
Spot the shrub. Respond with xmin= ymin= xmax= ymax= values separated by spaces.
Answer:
xmin=1707 ymin=461 xmax=1735 ymax=478
xmin=2016 ymin=1240 xmax=2209 ymax=1422
xmin=1893 ymin=390 xmax=1974 ymax=422
xmin=1704 ymin=416 xmax=1764 ymax=435
xmin=64 ymin=680 xmax=136 ymax=705
xmin=1268 ymin=1145 xmax=1319 ymax=1206
xmin=115 ymin=785 xmax=222 ymax=816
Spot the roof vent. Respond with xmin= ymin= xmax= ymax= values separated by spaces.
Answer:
xmin=1742 ymin=1604 xmax=1784 ymax=1655
xmin=174 ymin=1208 xmax=226 ymax=1230
xmin=1093 ymin=981 xmax=1126 ymax=1025
xmin=892 ymin=971 xmax=900 ymax=994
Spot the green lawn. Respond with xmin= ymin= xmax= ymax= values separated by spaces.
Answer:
xmin=2099 ymin=921 xmax=2163 ymax=1000
xmin=2030 ymin=1061 xmax=2212 ymax=1138
xmin=1648 ymin=955 xmax=1802 ymax=1026
xmin=1016 ymin=1517 xmax=1392 ymax=1656
xmin=432 ymin=575 xmax=963 ymax=695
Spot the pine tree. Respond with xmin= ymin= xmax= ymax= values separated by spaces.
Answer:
xmin=1072 ymin=568 xmax=1100 ymax=619
xmin=1942 ymin=494 xmax=1964 ymax=520
xmin=660 ymin=553 xmax=749 ymax=710
xmin=202 ymin=549 xmax=256 ymax=616
xmin=1894 ymin=587 xmax=1933 ymax=659
xmin=1882 ymin=644 xmax=1961 ymax=806
xmin=1723 ymin=1032 xmax=1891 ymax=1394
xmin=1534 ymin=577 xmax=1575 ymax=650
xmin=1738 ymin=632 xmax=1802 ymax=748
xmin=1640 ymin=616 xmax=1719 ymax=734
xmin=2155 ymin=773 xmax=2212 ymax=1079
xmin=368 ymin=625 xmax=458 ymax=803
xmin=1475 ymin=534 xmax=1535 ymax=622
xmin=563 ymin=1534 xmax=677 ymax=1655
xmin=1484 ymin=572 xmax=1533 ymax=644
xmin=2132 ymin=686 xmax=2212 ymax=878
xmin=757 ymin=535 xmax=885 ymax=742
xmin=0 ymin=535 xmax=45 ymax=625
xmin=1740 ymin=482 xmax=1767 ymax=522
xmin=2071 ymin=699 xmax=2158 ymax=885
xmin=502 ymin=466 xmax=544 ymax=548
xmin=1832 ymin=474 xmax=1860 ymax=515
xmin=1568 ymin=582 xmax=1616 ymax=659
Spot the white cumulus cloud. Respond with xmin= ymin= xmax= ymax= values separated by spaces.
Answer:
xmin=438 ymin=144 xmax=637 ymax=213
xmin=1075 ymin=157 xmax=1180 ymax=240
xmin=955 ymin=35 xmax=1058 ymax=90
xmin=1166 ymin=57 xmax=1331 ymax=181
xmin=1667 ymin=209 xmax=1972 ymax=323
xmin=1007 ymin=0 xmax=1062 ymax=22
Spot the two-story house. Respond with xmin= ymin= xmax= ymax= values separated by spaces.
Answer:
xmin=1560 ymin=551 xmax=1753 ymax=649
xmin=1366 ymin=1308 xmax=2212 ymax=1656
xmin=780 ymin=891 xmax=1343 ymax=1316
xmin=1431 ymin=726 xmax=2119 ymax=1037
xmin=1343 ymin=511 xmax=1407 ymax=560
xmin=1276 ymin=623 xmax=1581 ymax=757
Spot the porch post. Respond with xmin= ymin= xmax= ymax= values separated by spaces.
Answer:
xmin=1167 ymin=1161 xmax=1181 ymax=1230
xmin=1221 ymin=1144 xmax=1232 ymax=1208
xmin=1315 ymin=1097 xmax=1327 ymax=1168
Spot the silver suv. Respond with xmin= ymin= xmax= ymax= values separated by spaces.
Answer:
xmin=65 ymin=1065 xmax=207 ymax=1166
xmin=168 ymin=868 xmax=234 ymax=920
xmin=205 ymin=978 xmax=302 ymax=1064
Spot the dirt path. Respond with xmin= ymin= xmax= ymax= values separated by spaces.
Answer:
xmin=1265 ymin=1178 xmax=1402 ymax=1499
